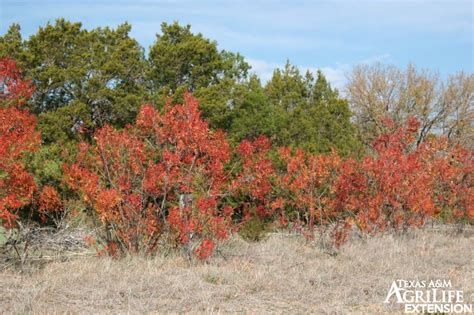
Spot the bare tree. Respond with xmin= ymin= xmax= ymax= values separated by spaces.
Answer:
xmin=442 ymin=72 xmax=474 ymax=148
xmin=346 ymin=63 xmax=473 ymax=148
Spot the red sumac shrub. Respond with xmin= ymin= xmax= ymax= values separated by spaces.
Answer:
xmin=0 ymin=58 xmax=40 ymax=228
xmin=230 ymin=136 xmax=277 ymax=220
xmin=432 ymin=145 xmax=473 ymax=222
xmin=194 ymin=238 xmax=215 ymax=260
xmin=329 ymin=117 xmax=473 ymax=246
xmin=38 ymin=185 xmax=64 ymax=221
xmin=278 ymin=148 xmax=341 ymax=234
xmin=64 ymin=93 xmax=234 ymax=258
xmin=332 ymin=119 xmax=434 ymax=234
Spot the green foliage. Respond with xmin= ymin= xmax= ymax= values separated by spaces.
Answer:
xmin=148 ymin=22 xmax=253 ymax=133
xmin=195 ymin=75 xmax=278 ymax=140
xmin=228 ymin=75 xmax=281 ymax=143
xmin=149 ymin=22 xmax=249 ymax=93
xmin=0 ymin=24 xmax=26 ymax=63
xmin=25 ymin=143 xmax=71 ymax=184
xmin=265 ymin=62 xmax=361 ymax=155
xmin=194 ymin=78 xmax=237 ymax=130
xmin=265 ymin=61 xmax=311 ymax=112
xmin=238 ymin=216 xmax=268 ymax=242
xmin=37 ymin=100 xmax=90 ymax=144
xmin=1 ymin=19 xmax=148 ymax=145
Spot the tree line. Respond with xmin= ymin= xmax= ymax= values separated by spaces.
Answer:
xmin=0 ymin=20 xmax=472 ymax=259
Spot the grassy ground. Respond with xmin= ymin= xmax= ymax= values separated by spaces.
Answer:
xmin=0 ymin=227 xmax=472 ymax=314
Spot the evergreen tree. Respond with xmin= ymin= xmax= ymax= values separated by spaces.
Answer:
xmin=265 ymin=63 xmax=360 ymax=155
xmin=1 ymin=19 xmax=148 ymax=144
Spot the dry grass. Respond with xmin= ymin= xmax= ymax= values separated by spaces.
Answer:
xmin=0 ymin=227 xmax=473 ymax=314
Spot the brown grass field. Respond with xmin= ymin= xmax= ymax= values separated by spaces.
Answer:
xmin=0 ymin=226 xmax=473 ymax=314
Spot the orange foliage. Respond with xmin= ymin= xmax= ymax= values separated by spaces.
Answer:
xmin=279 ymin=147 xmax=341 ymax=232
xmin=329 ymin=118 xmax=472 ymax=246
xmin=0 ymin=58 xmax=39 ymax=228
xmin=64 ymin=93 xmax=233 ymax=258
xmin=230 ymin=136 xmax=276 ymax=221
xmin=38 ymin=185 xmax=63 ymax=221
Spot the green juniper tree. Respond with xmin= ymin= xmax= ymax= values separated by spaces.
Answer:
xmin=265 ymin=62 xmax=360 ymax=155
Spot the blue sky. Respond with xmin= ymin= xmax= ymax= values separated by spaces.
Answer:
xmin=1 ymin=0 xmax=472 ymax=89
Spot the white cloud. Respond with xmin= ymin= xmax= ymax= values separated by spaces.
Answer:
xmin=247 ymin=58 xmax=281 ymax=83
xmin=319 ymin=65 xmax=349 ymax=91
